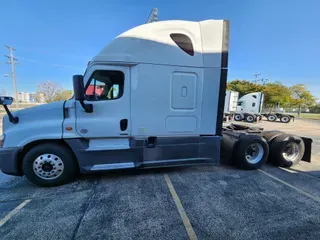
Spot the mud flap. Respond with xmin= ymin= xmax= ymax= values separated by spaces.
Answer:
xmin=290 ymin=115 xmax=295 ymax=122
xmin=301 ymin=137 xmax=312 ymax=162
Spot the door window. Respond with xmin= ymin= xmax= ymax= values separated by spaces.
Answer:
xmin=85 ymin=70 xmax=124 ymax=101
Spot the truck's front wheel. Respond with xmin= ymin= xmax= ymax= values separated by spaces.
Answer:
xmin=22 ymin=143 xmax=77 ymax=187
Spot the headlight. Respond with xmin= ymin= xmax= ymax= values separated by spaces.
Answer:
xmin=0 ymin=134 xmax=5 ymax=148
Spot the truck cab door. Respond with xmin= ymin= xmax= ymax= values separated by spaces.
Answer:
xmin=237 ymin=101 xmax=244 ymax=112
xmin=75 ymin=65 xmax=130 ymax=138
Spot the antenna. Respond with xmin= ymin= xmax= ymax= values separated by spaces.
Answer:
xmin=146 ymin=8 xmax=158 ymax=23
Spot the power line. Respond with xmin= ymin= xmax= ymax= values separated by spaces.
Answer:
xmin=4 ymin=45 xmax=19 ymax=108
xmin=15 ymin=56 xmax=83 ymax=70
xmin=253 ymin=73 xmax=269 ymax=85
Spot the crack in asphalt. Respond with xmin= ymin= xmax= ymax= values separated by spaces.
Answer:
xmin=71 ymin=177 xmax=101 ymax=240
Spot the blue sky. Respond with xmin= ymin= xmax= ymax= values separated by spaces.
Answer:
xmin=0 ymin=0 xmax=319 ymax=99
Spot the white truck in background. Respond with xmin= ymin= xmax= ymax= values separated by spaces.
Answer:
xmin=224 ymin=91 xmax=264 ymax=122
xmin=0 ymin=17 xmax=311 ymax=187
xmin=224 ymin=90 xmax=294 ymax=123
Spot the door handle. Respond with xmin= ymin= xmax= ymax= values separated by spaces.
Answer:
xmin=120 ymin=119 xmax=128 ymax=131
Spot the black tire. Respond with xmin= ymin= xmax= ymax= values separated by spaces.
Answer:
xmin=270 ymin=134 xmax=305 ymax=167
xmin=261 ymin=131 xmax=283 ymax=143
xmin=245 ymin=114 xmax=255 ymax=123
xmin=234 ymin=114 xmax=243 ymax=121
xmin=267 ymin=114 xmax=277 ymax=122
xmin=280 ymin=115 xmax=291 ymax=123
xmin=235 ymin=136 xmax=269 ymax=170
xmin=22 ymin=143 xmax=77 ymax=187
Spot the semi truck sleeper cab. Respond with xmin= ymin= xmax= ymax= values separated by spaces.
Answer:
xmin=0 ymin=19 xmax=312 ymax=187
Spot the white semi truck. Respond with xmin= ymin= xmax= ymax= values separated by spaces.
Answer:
xmin=224 ymin=90 xmax=294 ymax=123
xmin=224 ymin=91 xmax=264 ymax=122
xmin=0 ymin=19 xmax=312 ymax=186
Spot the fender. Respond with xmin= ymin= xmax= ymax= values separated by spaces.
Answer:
xmin=2 ymin=101 xmax=65 ymax=148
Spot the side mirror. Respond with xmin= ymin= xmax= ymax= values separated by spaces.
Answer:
xmin=72 ymin=75 xmax=93 ymax=113
xmin=0 ymin=96 xmax=18 ymax=124
xmin=73 ymin=75 xmax=85 ymax=101
xmin=0 ymin=96 xmax=13 ymax=106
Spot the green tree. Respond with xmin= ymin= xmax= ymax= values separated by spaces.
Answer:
xmin=310 ymin=103 xmax=320 ymax=113
xmin=262 ymin=82 xmax=292 ymax=109
xmin=53 ymin=90 xmax=73 ymax=102
xmin=228 ymin=80 xmax=295 ymax=111
xmin=227 ymin=80 xmax=263 ymax=97
xmin=289 ymin=84 xmax=316 ymax=117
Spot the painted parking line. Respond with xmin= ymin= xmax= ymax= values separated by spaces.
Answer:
xmin=164 ymin=174 xmax=198 ymax=240
xmin=278 ymin=167 xmax=297 ymax=174
xmin=279 ymin=167 xmax=320 ymax=181
xmin=258 ymin=169 xmax=320 ymax=203
xmin=0 ymin=199 xmax=31 ymax=228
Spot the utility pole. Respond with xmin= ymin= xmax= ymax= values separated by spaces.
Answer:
xmin=261 ymin=78 xmax=268 ymax=85
xmin=4 ymin=45 xmax=19 ymax=109
xmin=253 ymin=73 xmax=261 ymax=83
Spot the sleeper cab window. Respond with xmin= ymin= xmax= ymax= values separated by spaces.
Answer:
xmin=85 ymin=70 xmax=124 ymax=101
xmin=170 ymin=33 xmax=194 ymax=56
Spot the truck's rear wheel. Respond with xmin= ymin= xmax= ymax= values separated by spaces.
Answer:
xmin=269 ymin=134 xmax=305 ymax=167
xmin=236 ymin=136 xmax=269 ymax=170
xmin=22 ymin=143 xmax=77 ymax=187
xmin=245 ymin=114 xmax=255 ymax=123
xmin=234 ymin=114 xmax=243 ymax=121
xmin=261 ymin=131 xmax=283 ymax=143
xmin=280 ymin=115 xmax=291 ymax=123
xmin=267 ymin=114 xmax=277 ymax=122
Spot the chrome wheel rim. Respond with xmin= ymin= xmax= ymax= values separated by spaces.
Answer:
xmin=235 ymin=115 xmax=242 ymax=120
xmin=247 ymin=116 xmax=254 ymax=122
xmin=245 ymin=143 xmax=264 ymax=164
xmin=268 ymin=116 xmax=276 ymax=121
xmin=282 ymin=117 xmax=289 ymax=122
xmin=282 ymin=142 xmax=300 ymax=161
xmin=33 ymin=154 xmax=64 ymax=180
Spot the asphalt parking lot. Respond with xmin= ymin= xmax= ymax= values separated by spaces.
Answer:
xmin=1 ymin=118 xmax=320 ymax=240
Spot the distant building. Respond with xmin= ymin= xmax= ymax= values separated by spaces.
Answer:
xmin=18 ymin=92 xmax=44 ymax=103
xmin=38 ymin=93 xmax=45 ymax=103
xmin=18 ymin=92 xmax=34 ymax=103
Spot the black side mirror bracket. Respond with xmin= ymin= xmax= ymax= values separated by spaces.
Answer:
xmin=80 ymin=101 xmax=93 ymax=113
xmin=4 ymin=105 xmax=19 ymax=124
